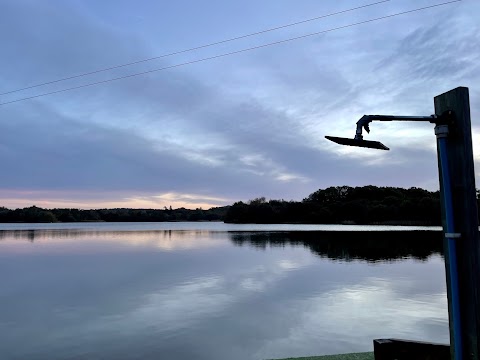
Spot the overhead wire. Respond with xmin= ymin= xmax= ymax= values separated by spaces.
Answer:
xmin=0 ymin=0 xmax=461 ymax=107
xmin=0 ymin=0 xmax=391 ymax=96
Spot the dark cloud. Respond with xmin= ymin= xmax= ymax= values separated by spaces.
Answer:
xmin=0 ymin=1 xmax=150 ymax=95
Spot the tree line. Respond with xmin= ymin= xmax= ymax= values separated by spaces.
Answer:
xmin=224 ymin=185 xmax=480 ymax=225
xmin=0 ymin=205 xmax=228 ymax=223
xmin=1 ymin=185 xmax=479 ymax=224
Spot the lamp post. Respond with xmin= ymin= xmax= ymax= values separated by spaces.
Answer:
xmin=325 ymin=87 xmax=479 ymax=360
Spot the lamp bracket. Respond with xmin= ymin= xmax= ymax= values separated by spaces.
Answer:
xmin=354 ymin=111 xmax=455 ymax=140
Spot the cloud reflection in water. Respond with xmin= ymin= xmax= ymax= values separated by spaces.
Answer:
xmin=0 ymin=227 xmax=448 ymax=360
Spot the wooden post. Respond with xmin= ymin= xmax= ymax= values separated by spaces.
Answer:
xmin=435 ymin=87 xmax=480 ymax=360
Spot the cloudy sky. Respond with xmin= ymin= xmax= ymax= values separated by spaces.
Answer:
xmin=0 ymin=0 xmax=478 ymax=209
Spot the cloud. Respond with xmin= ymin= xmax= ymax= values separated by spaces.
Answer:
xmin=0 ymin=0 xmax=479 ymax=208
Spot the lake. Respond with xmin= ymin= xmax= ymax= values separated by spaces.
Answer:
xmin=0 ymin=222 xmax=449 ymax=360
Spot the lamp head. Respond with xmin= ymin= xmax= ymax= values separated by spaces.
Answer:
xmin=325 ymin=136 xmax=389 ymax=150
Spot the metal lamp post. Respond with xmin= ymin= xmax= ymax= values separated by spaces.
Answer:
xmin=325 ymin=87 xmax=479 ymax=360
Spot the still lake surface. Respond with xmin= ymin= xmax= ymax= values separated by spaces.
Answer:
xmin=0 ymin=222 xmax=448 ymax=360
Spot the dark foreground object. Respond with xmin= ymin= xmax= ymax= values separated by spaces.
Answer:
xmin=325 ymin=136 xmax=390 ymax=150
xmin=373 ymin=339 xmax=450 ymax=360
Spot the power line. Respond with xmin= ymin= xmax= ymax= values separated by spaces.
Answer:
xmin=0 ymin=0 xmax=391 ymax=96
xmin=0 ymin=0 xmax=461 ymax=107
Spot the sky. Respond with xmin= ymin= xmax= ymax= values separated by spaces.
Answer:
xmin=0 ymin=0 xmax=479 ymax=210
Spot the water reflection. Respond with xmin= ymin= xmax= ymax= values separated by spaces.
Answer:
xmin=0 ymin=229 xmax=443 ymax=261
xmin=0 ymin=229 xmax=224 ymax=252
xmin=0 ymin=226 xmax=448 ymax=360
xmin=0 ymin=229 xmax=207 ymax=241
xmin=230 ymin=231 xmax=443 ymax=262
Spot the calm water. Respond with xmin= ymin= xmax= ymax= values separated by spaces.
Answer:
xmin=0 ymin=222 xmax=448 ymax=360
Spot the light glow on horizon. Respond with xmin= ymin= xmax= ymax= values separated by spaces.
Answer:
xmin=0 ymin=190 xmax=231 ymax=210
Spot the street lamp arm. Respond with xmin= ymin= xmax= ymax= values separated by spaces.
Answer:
xmin=361 ymin=114 xmax=437 ymax=122
xmin=355 ymin=114 xmax=439 ymax=140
